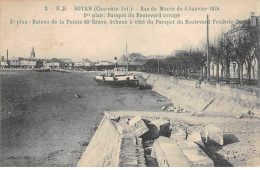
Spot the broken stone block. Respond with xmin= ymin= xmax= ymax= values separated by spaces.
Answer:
xmin=149 ymin=119 xmax=170 ymax=136
xmin=151 ymin=136 xmax=190 ymax=167
xmin=170 ymin=128 xmax=187 ymax=141
xmin=205 ymin=124 xmax=223 ymax=145
xmin=128 ymin=115 xmax=142 ymax=126
xmin=246 ymin=156 xmax=260 ymax=167
xmin=182 ymin=148 xmax=214 ymax=167
xmin=187 ymin=131 xmax=205 ymax=148
xmin=142 ymin=122 xmax=160 ymax=139
xmin=176 ymin=141 xmax=198 ymax=150
xmin=133 ymin=119 xmax=149 ymax=137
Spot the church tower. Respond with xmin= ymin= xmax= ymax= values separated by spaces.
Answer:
xmin=31 ymin=47 xmax=35 ymax=58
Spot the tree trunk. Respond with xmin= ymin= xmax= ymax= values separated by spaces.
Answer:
xmin=185 ymin=67 xmax=188 ymax=78
xmin=237 ymin=62 xmax=240 ymax=83
xmin=257 ymin=33 xmax=260 ymax=88
xmin=221 ymin=65 xmax=224 ymax=81
xmin=255 ymin=37 xmax=260 ymax=88
xmin=239 ymin=62 xmax=244 ymax=86
xmin=204 ymin=66 xmax=207 ymax=79
xmin=216 ymin=63 xmax=219 ymax=83
xmin=201 ymin=66 xmax=204 ymax=81
xmin=247 ymin=62 xmax=252 ymax=84
xmin=212 ymin=65 xmax=214 ymax=77
xmin=252 ymin=66 xmax=255 ymax=79
xmin=226 ymin=63 xmax=230 ymax=84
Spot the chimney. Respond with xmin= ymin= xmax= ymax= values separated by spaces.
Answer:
xmin=7 ymin=49 xmax=8 ymax=61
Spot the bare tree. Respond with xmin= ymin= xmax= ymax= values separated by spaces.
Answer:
xmin=244 ymin=21 xmax=259 ymax=84
xmin=219 ymin=34 xmax=233 ymax=84
xmin=231 ymin=21 xmax=257 ymax=86
xmin=209 ymin=40 xmax=220 ymax=83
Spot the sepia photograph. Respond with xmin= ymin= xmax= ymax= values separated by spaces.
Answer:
xmin=0 ymin=0 xmax=260 ymax=167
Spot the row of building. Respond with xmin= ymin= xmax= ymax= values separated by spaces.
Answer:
xmin=0 ymin=47 xmax=117 ymax=69
xmin=0 ymin=58 xmax=116 ymax=69
xmin=0 ymin=50 xmax=117 ymax=70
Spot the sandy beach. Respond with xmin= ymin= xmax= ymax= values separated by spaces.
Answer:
xmin=0 ymin=70 xmax=170 ymax=166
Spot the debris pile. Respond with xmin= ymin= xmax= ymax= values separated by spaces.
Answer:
xmin=191 ymin=111 xmax=205 ymax=117
xmin=161 ymin=103 xmax=186 ymax=113
xmin=236 ymin=110 xmax=255 ymax=119
xmin=82 ymin=112 xmax=236 ymax=167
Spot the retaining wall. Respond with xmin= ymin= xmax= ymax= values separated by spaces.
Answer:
xmin=141 ymin=73 xmax=260 ymax=117
xmin=77 ymin=116 xmax=122 ymax=167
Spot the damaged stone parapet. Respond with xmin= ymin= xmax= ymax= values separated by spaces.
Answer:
xmin=151 ymin=137 xmax=214 ymax=167
xmin=151 ymin=137 xmax=191 ymax=167
xmin=119 ymin=116 xmax=148 ymax=167
xmin=141 ymin=72 xmax=260 ymax=118
xmin=77 ymin=116 xmax=122 ymax=167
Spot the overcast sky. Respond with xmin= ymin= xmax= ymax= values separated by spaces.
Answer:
xmin=0 ymin=0 xmax=259 ymax=62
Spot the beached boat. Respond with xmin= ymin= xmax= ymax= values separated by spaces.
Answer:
xmin=52 ymin=68 xmax=71 ymax=73
xmin=34 ymin=68 xmax=51 ymax=72
xmin=94 ymin=43 xmax=139 ymax=87
xmin=94 ymin=67 xmax=139 ymax=87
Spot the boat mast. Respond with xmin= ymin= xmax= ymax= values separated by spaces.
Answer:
xmin=126 ymin=42 xmax=128 ymax=75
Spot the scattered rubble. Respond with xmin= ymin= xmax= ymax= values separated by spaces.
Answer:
xmin=79 ymin=112 xmax=257 ymax=167
xmin=236 ymin=110 xmax=255 ymax=119
xmin=161 ymin=103 xmax=186 ymax=113
xmin=191 ymin=111 xmax=205 ymax=117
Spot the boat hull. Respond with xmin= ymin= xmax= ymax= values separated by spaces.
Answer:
xmin=93 ymin=77 xmax=139 ymax=87
xmin=52 ymin=69 xmax=71 ymax=73
xmin=34 ymin=68 xmax=51 ymax=72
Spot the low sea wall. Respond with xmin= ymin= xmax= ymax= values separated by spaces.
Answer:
xmin=77 ymin=116 xmax=122 ymax=167
xmin=140 ymin=73 xmax=260 ymax=117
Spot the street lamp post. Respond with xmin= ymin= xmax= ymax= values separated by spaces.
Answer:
xmin=257 ymin=16 xmax=260 ymax=88
xmin=157 ymin=54 xmax=160 ymax=74
xmin=207 ymin=14 xmax=210 ymax=82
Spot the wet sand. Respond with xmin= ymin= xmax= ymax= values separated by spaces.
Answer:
xmin=0 ymin=70 xmax=170 ymax=166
